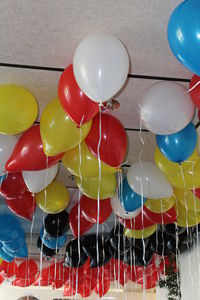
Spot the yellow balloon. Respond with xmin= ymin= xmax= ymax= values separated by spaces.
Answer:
xmin=145 ymin=194 xmax=176 ymax=213
xmin=40 ymin=98 xmax=92 ymax=156
xmin=154 ymin=147 xmax=198 ymax=176
xmin=175 ymin=188 xmax=200 ymax=212
xmin=167 ymin=158 xmax=200 ymax=189
xmin=36 ymin=181 xmax=69 ymax=213
xmin=176 ymin=200 xmax=200 ymax=227
xmin=0 ymin=258 xmax=2 ymax=265
xmin=76 ymin=173 xmax=117 ymax=200
xmin=62 ymin=141 xmax=117 ymax=177
xmin=0 ymin=85 xmax=38 ymax=135
xmin=124 ymin=225 xmax=157 ymax=239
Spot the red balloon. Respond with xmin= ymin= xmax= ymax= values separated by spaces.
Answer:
xmin=80 ymin=195 xmax=112 ymax=224
xmin=85 ymin=113 xmax=127 ymax=167
xmin=63 ymin=284 xmax=76 ymax=297
xmin=0 ymin=172 xmax=27 ymax=199
xmin=34 ymin=266 xmax=54 ymax=286
xmin=118 ymin=208 xmax=154 ymax=230
xmin=0 ymin=275 xmax=4 ymax=285
xmin=69 ymin=203 xmax=94 ymax=238
xmin=12 ymin=277 xmax=36 ymax=287
xmin=192 ymin=187 xmax=200 ymax=199
xmin=0 ymin=260 xmax=17 ymax=278
xmin=16 ymin=259 xmax=38 ymax=280
xmin=190 ymin=74 xmax=200 ymax=109
xmin=50 ymin=262 xmax=65 ymax=289
xmin=5 ymin=125 xmax=64 ymax=172
xmin=6 ymin=191 xmax=36 ymax=221
xmin=144 ymin=206 xmax=177 ymax=224
xmin=58 ymin=64 xmax=99 ymax=126
xmin=111 ymin=259 xmax=129 ymax=286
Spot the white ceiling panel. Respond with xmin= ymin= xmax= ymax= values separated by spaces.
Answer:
xmin=0 ymin=0 xmax=192 ymax=78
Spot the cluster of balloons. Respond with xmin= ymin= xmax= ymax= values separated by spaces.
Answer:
xmin=0 ymin=214 xmax=27 ymax=262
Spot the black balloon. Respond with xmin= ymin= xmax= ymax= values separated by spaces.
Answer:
xmin=82 ymin=234 xmax=112 ymax=268
xmin=64 ymin=238 xmax=88 ymax=268
xmin=109 ymin=224 xmax=132 ymax=253
xmin=37 ymin=236 xmax=59 ymax=257
xmin=44 ymin=210 xmax=69 ymax=237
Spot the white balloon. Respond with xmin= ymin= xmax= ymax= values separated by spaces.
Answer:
xmin=140 ymin=81 xmax=195 ymax=134
xmin=73 ymin=33 xmax=129 ymax=103
xmin=127 ymin=161 xmax=173 ymax=199
xmin=110 ymin=193 xmax=141 ymax=219
xmin=0 ymin=135 xmax=17 ymax=175
xmin=22 ymin=164 xmax=59 ymax=193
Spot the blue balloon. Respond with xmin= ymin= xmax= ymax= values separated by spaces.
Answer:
xmin=40 ymin=228 xmax=67 ymax=250
xmin=0 ymin=174 xmax=7 ymax=185
xmin=3 ymin=236 xmax=26 ymax=252
xmin=0 ymin=244 xmax=14 ymax=262
xmin=0 ymin=214 xmax=24 ymax=242
xmin=3 ymin=240 xmax=28 ymax=258
xmin=168 ymin=0 xmax=200 ymax=75
xmin=119 ymin=177 xmax=147 ymax=212
xmin=156 ymin=123 xmax=197 ymax=163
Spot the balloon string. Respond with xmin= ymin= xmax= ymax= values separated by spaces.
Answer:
xmin=96 ymin=105 xmax=102 ymax=294
xmin=76 ymin=115 xmax=84 ymax=295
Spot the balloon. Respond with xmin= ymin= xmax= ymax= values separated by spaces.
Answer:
xmin=119 ymin=208 xmax=155 ymax=230
xmin=168 ymin=0 xmax=200 ymax=75
xmin=0 ymin=85 xmax=38 ymax=135
xmin=154 ymin=146 xmax=198 ymax=176
xmin=36 ymin=181 xmax=69 ymax=214
xmin=0 ymin=246 xmax=13 ymax=262
xmin=82 ymin=235 xmax=111 ymax=268
xmin=69 ymin=203 xmax=93 ymax=238
xmin=111 ymin=259 xmax=129 ymax=286
xmin=40 ymin=228 xmax=67 ymax=249
xmin=40 ymin=98 xmax=92 ymax=156
xmin=175 ymin=188 xmax=200 ymax=212
xmin=64 ymin=238 xmax=88 ymax=268
xmin=0 ymin=214 xmax=25 ymax=242
xmin=62 ymin=141 xmax=117 ymax=178
xmin=193 ymin=187 xmax=200 ymax=199
xmin=144 ymin=206 xmax=177 ymax=225
xmin=85 ymin=113 xmax=127 ymax=168
xmin=156 ymin=123 xmax=197 ymax=163
xmin=127 ymin=161 xmax=173 ymax=199
xmin=0 ymin=174 xmax=7 ymax=185
xmin=149 ymin=229 xmax=176 ymax=256
xmin=167 ymin=158 xmax=200 ymax=189
xmin=76 ymin=173 xmax=117 ymax=200
xmin=124 ymin=225 xmax=157 ymax=239
xmin=5 ymin=125 xmax=63 ymax=172
xmin=122 ymin=245 xmax=153 ymax=267
xmin=16 ymin=259 xmax=38 ymax=280
xmin=22 ymin=163 xmax=58 ymax=193
xmin=176 ymin=200 xmax=200 ymax=227
xmin=190 ymin=75 xmax=200 ymax=109
xmin=44 ymin=210 xmax=69 ymax=237
xmin=0 ymin=135 xmax=17 ymax=175
xmin=73 ymin=33 xmax=129 ymax=103
xmin=0 ymin=260 xmax=17 ymax=278
xmin=80 ymin=195 xmax=112 ymax=224
xmin=145 ymin=194 xmax=176 ymax=213
xmin=58 ymin=64 xmax=99 ymax=125
xmin=0 ymin=172 xmax=27 ymax=199
xmin=140 ymin=81 xmax=195 ymax=134
xmin=120 ymin=177 xmax=147 ymax=212
xmin=109 ymin=224 xmax=132 ymax=253
xmin=3 ymin=236 xmax=26 ymax=252
xmin=6 ymin=191 xmax=36 ymax=220
xmin=37 ymin=237 xmax=59 ymax=257
xmin=111 ymin=193 xmax=141 ymax=219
